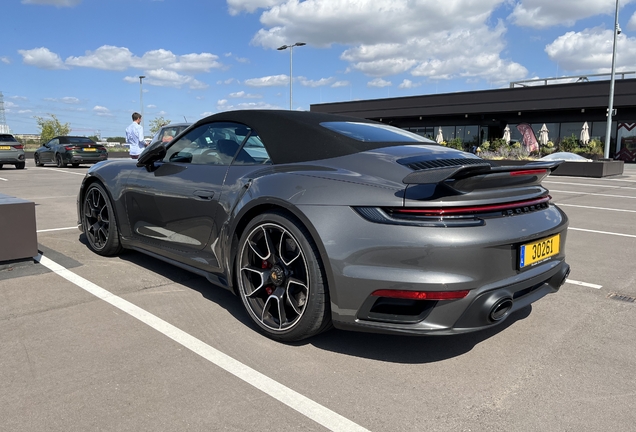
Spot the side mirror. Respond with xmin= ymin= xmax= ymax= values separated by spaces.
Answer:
xmin=136 ymin=141 xmax=166 ymax=168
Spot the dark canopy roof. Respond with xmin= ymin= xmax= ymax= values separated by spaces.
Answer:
xmin=194 ymin=110 xmax=422 ymax=164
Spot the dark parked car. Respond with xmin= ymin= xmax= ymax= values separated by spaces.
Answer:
xmin=0 ymin=134 xmax=26 ymax=169
xmin=149 ymin=122 xmax=192 ymax=147
xmin=35 ymin=136 xmax=108 ymax=168
xmin=77 ymin=110 xmax=570 ymax=342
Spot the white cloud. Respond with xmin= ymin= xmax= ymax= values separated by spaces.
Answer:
xmin=398 ymin=79 xmax=420 ymax=89
xmin=545 ymin=27 xmax=636 ymax=73
xmin=298 ymin=76 xmax=334 ymax=87
xmin=227 ymin=0 xmax=288 ymax=15
xmin=1 ymin=57 xmax=10 ymax=64
xmin=93 ymin=106 xmax=114 ymax=117
xmin=217 ymin=78 xmax=238 ymax=85
xmin=147 ymin=104 xmax=157 ymax=108
xmin=18 ymin=110 xmax=32 ymax=114
xmin=229 ymin=91 xmax=263 ymax=98
xmin=5 ymin=101 xmax=18 ymax=108
xmin=22 ymin=0 xmax=82 ymax=7
xmin=248 ymin=0 xmax=528 ymax=85
xmin=244 ymin=74 xmax=288 ymax=86
xmin=18 ymin=47 xmax=67 ymax=70
xmin=124 ymin=69 xmax=208 ymax=89
xmin=331 ymin=80 xmax=350 ymax=88
xmin=217 ymin=98 xmax=283 ymax=111
xmin=43 ymin=97 xmax=81 ymax=104
xmin=367 ymin=78 xmax=391 ymax=88
xmin=628 ymin=12 xmax=636 ymax=31
xmin=509 ymin=0 xmax=635 ymax=29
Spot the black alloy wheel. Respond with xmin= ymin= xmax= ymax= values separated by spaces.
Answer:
xmin=237 ymin=212 xmax=331 ymax=342
xmin=82 ymin=183 xmax=122 ymax=256
xmin=56 ymin=154 xmax=66 ymax=168
xmin=34 ymin=154 xmax=44 ymax=167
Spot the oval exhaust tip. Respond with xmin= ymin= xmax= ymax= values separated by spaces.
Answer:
xmin=489 ymin=298 xmax=513 ymax=322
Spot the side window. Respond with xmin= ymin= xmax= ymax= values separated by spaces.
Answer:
xmin=48 ymin=139 xmax=59 ymax=147
xmin=163 ymin=122 xmax=271 ymax=165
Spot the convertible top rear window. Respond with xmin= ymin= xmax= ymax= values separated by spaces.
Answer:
xmin=321 ymin=122 xmax=433 ymax=143
xmin=65 ymin=137 xmax=94 ymax=144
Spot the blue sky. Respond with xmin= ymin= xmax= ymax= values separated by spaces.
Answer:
xmin=3 ymin=0 xmax=636 ymax=137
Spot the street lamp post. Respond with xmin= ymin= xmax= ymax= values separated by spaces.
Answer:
xmin=139 ymin=75 xmax=146 ymax=135
xmin=604 ymin=0 xmax=620 ymax=159
xmin=277 ymin=42 xmax=306 ymax=110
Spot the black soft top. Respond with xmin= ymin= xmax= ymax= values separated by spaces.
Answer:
xmin=57 ymin=136 xmax=96 ymax=144
xmin=195 ymin=110 xmax=428 ymax=164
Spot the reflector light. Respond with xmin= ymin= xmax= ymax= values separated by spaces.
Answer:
xmin=510 ymin=169 xmax=547 ymax=176
xmin=371 ymin=289 xmax=470 ymax=300
xmin=392 ymin=196 xmax=550 ymax=216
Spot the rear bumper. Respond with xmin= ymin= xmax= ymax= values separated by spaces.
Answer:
xmin=67 ymin=154 xmax=108 ymax=164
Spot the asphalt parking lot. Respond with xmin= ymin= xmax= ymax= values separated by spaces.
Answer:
xmin=1 ymin=159 xmax=635 ymax=432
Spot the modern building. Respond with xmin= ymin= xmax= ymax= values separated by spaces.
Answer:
xmin=310 ymin=74 xmax=636 ymax=161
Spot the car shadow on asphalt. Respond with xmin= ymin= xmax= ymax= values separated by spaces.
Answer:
xmin=307 ymin=306 xmax=532 ymax=363
xmin=94 ymin=241 xmax=534 ymax=364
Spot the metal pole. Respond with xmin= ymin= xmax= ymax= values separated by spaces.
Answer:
xmin=289 ymin=46 xmax=293 ymax=110
xmin=604 ymin=0 xmax=620 ymax=159
xmin=277 ymin=43 xmax=305 ymax=110
xmin=139 ymin=75 xmax=146 ymax=135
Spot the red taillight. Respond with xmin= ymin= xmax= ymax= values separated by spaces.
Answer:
xmin=392 ymin=196 xmax=551 ymax=216
xmin=510 ymin=169 xmax=547 ymax=176
xmin=64 ymin=146 xmax=74 ymax=151
xmin=13 ymin=144 xmax=24 ymax=150
xmin=371 ymin=289 xmax=469 ymax=300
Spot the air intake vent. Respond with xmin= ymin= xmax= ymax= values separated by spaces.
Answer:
xmin=398 ymin=158 xmax=493 ymax=171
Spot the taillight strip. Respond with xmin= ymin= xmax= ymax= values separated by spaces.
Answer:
xmin=372 ymin=289 xmax=470 ymax=300
xmin=509 ymin=169 xmax=548 ymax=176
xmin=392 ymin=196 xmax=551 ymax=216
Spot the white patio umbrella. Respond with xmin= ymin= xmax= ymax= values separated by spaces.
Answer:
xmin=503 ymin=125 xmax=511 ymax=144
xmin=436 ymin=127 xmax=444 ymax=143
xmin=580 ymin=122 xmax=590 ymax=145
xmin=539 ymin=124 xmax=549 ymax=146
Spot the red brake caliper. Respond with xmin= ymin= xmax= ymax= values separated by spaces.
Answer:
xmin=262 ymin=260 xmax=274 ymax=295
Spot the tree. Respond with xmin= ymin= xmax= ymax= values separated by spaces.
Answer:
xmin=35 ymin=114 xmax=71 ymax=143
xmin=148 ymin=116 xmax=171 ymax=135
xmin=88 ymin=135 xmax=100 ymax=142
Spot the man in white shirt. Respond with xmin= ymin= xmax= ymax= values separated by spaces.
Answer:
xmin=125 ymin=112 xmax=146 ymax=159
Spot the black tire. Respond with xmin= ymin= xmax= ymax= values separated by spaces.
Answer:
xmin=0 ymin=164 xmax=3 ymax=169
xmin=81 ymin=183 xmax=122 ymax=256
xmin=15 ymin=162 xmax=25 ymax=169
xmin=56 ymin=154 xmax=67 ymax=168
xmin=72 ymin=163 xmax=80 ymax=168
xmin=236 ymin=211 xmax=331 ymax=342
xmin=34 ymin=154 xmax=44 ymax=167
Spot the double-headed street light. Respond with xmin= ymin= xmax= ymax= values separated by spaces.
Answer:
xmin=277 ymin=42 xmax=306 ymax=110
xmin=139 ymin=75 xmax=146 ymax=134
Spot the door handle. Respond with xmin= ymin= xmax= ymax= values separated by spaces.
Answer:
xmin=193 ymin=190 xmax=215 ymax=200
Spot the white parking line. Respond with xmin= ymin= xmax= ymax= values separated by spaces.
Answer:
xmin=35 ymin=254 xmax=370 ymax=432
xmin=545 ymin=181 xmax=636 ymax=190
xmin=569 ymin=227 xmax=636 ymax=239
xmin=556 ymin=203 xmax=636 ymax=213
xmin=41 ymin=167 xmax=86 ymax=176
xmin=37 ymin=226 xmax=79 ymax=233
xmin=551 ymin=190 xmax=636 ymax=199
xmin=0 ymin=177 xmax=7 ymax=181
xmin=565 ymin=279 xmax=602 ymax=289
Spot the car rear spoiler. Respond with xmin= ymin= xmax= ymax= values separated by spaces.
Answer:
xmin=401 ymin=161 xmax=562 ymax=185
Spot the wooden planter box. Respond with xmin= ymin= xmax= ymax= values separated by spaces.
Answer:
xmin=492 ymin=159 xmax=624 ymax=178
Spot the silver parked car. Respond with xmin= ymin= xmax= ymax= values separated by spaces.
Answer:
xmin=77 ymin=110 xmax=570 ymax=342
xmin=0 ymin=134 xmax=26 ymax=169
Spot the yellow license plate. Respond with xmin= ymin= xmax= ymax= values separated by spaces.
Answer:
xmin=83 ymin=148 xmax=97 ymax=152
xmin=0 ymin=145 xmax=10 ymax=150
xmin=519 ymin=234 xmax=560 ymax=268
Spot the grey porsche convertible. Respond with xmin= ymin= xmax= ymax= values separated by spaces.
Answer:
xmin=77 ymin=110 xmax=570 ymax=342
